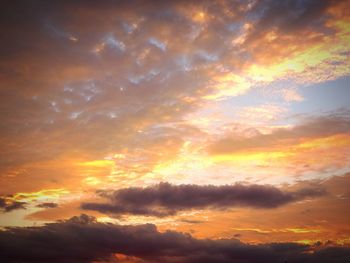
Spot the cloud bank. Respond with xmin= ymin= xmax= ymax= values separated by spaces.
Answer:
xmin=0 ymin=214 xmax=349 ymax=263
xmin=81 ymin=183 xmax=325 ymax=216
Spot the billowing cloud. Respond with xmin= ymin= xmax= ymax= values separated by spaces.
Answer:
xmin=81 ymin=183 xmax=325 ymax=216
xmin=0 ymin=214 xmax=349 ymax=263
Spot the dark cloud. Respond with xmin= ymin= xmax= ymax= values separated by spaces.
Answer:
xmin=36 ymin=202 xmax=58 ymax=209
xmin=250 ymin=0 xmax=334 ymax=33
xmin=0 ymin=197 xmax=26 ymax=213
xmin=209 ymin=111 xmax=350 ymax=154
xmin=179 ymin=219 xmax=205 ymax=224
xmin=81 ymin=183 xmax=325 ymax=216
xmin=0 ymin=214 xmax=349 ymax=263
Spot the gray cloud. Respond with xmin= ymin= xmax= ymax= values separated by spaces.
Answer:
xmin=81 ymin=183 xmax=325 ymax=216
xmin=0 ymin=197 xmax=26 ymax=213
xmin=249 ymin=0 xmax=334 ymax=33
xmin=0 ymin=214 xmax=349 ymax=263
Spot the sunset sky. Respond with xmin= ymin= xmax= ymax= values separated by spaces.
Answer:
xmin=0 ymin=0 xmax=350 ymax=262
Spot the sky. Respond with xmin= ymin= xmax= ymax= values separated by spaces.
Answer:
xmin=0 ymin=0 xmax=350 ymax=262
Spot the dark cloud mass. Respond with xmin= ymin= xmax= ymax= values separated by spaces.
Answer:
xmin=81 ymin=183 xmax=325 ymax=216
xmin=250 ymin=0 xmax=334 ymax=33
xmin=0 ymin=214 xmax=349 ymax=263
xmin=0 ymin=197 xmax=26 ymax=213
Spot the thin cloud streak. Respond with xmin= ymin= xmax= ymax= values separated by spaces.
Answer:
xmin=209 ymin=110 xmax=350 ymax=154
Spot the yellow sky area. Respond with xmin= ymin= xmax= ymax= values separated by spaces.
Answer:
xmin=204 ymin=73 xmax=252 ymax=100
xmin=53 ymin=158 xmax=109 ymax=181
xmin=75 ymin=154 xmax=172 ymax=188
xmin=0 ymin=155 xmax=118 ymax=195
xmin=0 ymin=188 xmax=72 ymax=227
xmin=67 ymin=156 xmax=150 ymax=189
xmin=148 ymin=133 xmax=350 ymax=185
xmin=3 ymin=131 xmax=348 ymax=204
xmin=193 ymin=11 xmax=207 ymax=23
xmin=230 ymin=227 xmax=322 ymax=234
xmin=78 ymin=159 xmax=115 ymax=168
xmin=155 ymin=199 xmax=350 ymax=245
xmin=176 ymin=5 xmax=211 ymax=25
xmin=159 ymin=219 xmax=337 ymax=245
xmin=249 ymin=18 xmax=350 ymax=82
xmin=112 ymin=253 xmax=144 ymax=263
xmin=211 ymin=151 xmax=290 ymax=164
xmin=205 ymin=14 xmax=350 ymax=101
xmin=295 ymin=239 xmax=350 ymax=247
xmin=12 ymin=188 xmax=70 ymax=202
xmin=151 ymin=144 xmax=211 ymax=182
xmin=76 ymin=140 xmax=201 ymax=188
xmin=78 ymin=159 xmax=115 ymax=186
xmin=210 ymin=133 xmax=350 ymax=164
xmin=259 ymin=9 xmax=348 ymax=70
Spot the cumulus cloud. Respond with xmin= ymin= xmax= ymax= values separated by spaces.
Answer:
xmin=81 ymin=183 xmax=325 ymax=216
xmin=0 ymin=214 xmax=349 ymax=263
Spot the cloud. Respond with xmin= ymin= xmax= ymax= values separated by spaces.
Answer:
xmin=249 ymin=0 xmax=334 ymax=34
xmin=0 ymin=0 xmax=348 ymax=194
xmin=0 ymin=214 xmax=349 ymax=263
xmin=209 ymin=111 xmax=350 ymax=154
xmin=36 ymin=202 xmax=58 ymax=209
xmin=0 ymin=0 xmax=349 ymax=239
xmin=81 ymin=182 xmax=325 ymax=216
xmin=0 ymin=197 xmax=26 ymax=213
